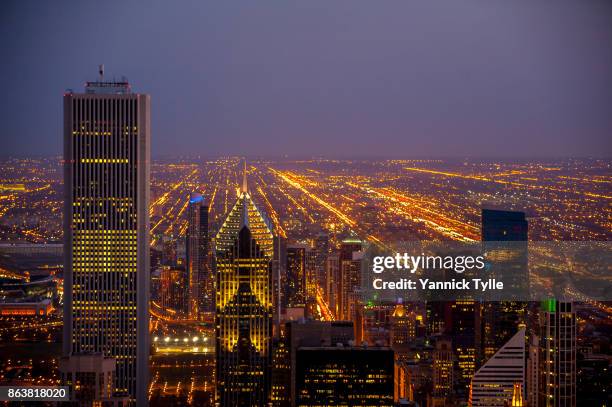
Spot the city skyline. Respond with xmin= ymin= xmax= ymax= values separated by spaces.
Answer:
xmin=0 ymin=2 xmax=610 ymax=405
xmin=2 ymin=1 xmax=612 ymax=158
xmin=0 ymin=152 xmax=608 ymax=404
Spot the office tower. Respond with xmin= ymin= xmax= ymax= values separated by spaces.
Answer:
xmin=449 ymin=299 xmax=477 ymax=396
xmin=161 ymin=235 xmax=177 ymax=266
xmin=295 ymin=345 xmax=394 ymax=406
xmin=186 ymin=192 xmax=211 ymax=318
xmin=481 ymin=209 xmax=528 ymax=363
xmin=160 ymin=266 xmax=187 ymax=315
xmin=527 ymin=335 xmax=539 ymax=407
xmin=285 ymin=244 xmax=307 ymax=309
xmin=339 ymin=237 xmax=363 ymax=321
xmin=468 ymin=328 xmax=525 ymax=407
xmin=59 ymin=353 xmax=125 ymax=405
xmin=313 ymin=232 xmax=329 ymax=291
xmin=538 ymin=300 xmax=576 ymax=407
xmin=431 ymin=337 xmax=454 ymax=403
xmin=63 ymin=74 xmax=150 ymax=404
xmin=390 ymin=300 xmax=416 ymax=347
xmin=270 ymin=339 xmax=291 ymax=407
xmin=305 ymin=247 xmax=317 ymax=301
xmin=426 ymin=301 xmax=449 ymax=336
xmin=286 ymin=319 xmax=355 ymax=405
xmin=325 ymin=253 xmax=339 ymax=314
xmin=481 ymin=209 xmax=528 ymax=241
xmin=215 ymin=164 xmax=274 ymax=406
xmin=272 ymin=235 xmax=287 ymax=337
xmin=390 ymin=299 xmax=416 ymax=363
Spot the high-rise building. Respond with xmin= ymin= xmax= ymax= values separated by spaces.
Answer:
xmin=304 ymin=247 xmax=317 ymax=301
xmin=390 ymin=299 xmax=416 ymax=348
xmin=449 ymin=300 xmax=477 ymax=396
xmin=480 ymin=209 xmax=528 ymax=363
xmin=481 ymin=209 xmax=528 ymax=242
xmin=215 ymin=163 xmax=275 ymax=406
xmin=285 ymin=319 xmax=355 ymax=405
xmin=538 ymin=300 xmax=576 ymax=407
xmin=63 ymin=74 xmax=150 ymax=404
xmin=186 ymin=192 xmax=211 ymax=318
xmin=431 ymin=337 xmax=454 ymax=402
xmin=285 ymin=244 xmax=307 ymax=309
xmin=161 ymin=235 xmax=177 ymax=266
xmin=160 ymin=266 xmax=187 ymax=315
xmin=325 ymin=253 xmax=340 ymax=314
xmin=59 ymin=353 xmax=120 ymax=405
xmin=272 ymin=235 xmax=287 ymax=337
xmin=312 ymin=232 xmax=329 ymax=292
xmin=295 ymin=345 xmax=394 ymax=406
xmin=527 ymin=334 xmax=539 ymax=407
xmin=339 ymin=238 xmax=363 ymax=321
xmin=468 ymin=328 xmax=525 ymax=407
xmin=426 ymin=301 xmax=448 ymax=336
xmin=270 ymin=339 xmax=291 ymax=407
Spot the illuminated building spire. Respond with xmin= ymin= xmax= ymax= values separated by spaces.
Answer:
xmin=511 ymin=382 xmax=524 ymax=406
xmin=216 ymin=161 xmax=273 ymax=256
xmin=242 ymin=160 xmax=248 ymax=194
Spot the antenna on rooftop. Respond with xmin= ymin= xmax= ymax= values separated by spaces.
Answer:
xmin=98 ymin=64 xmax=104 ymax=81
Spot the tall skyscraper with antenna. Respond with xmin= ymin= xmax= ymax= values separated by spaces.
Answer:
xmin=62 ymin=71 xmax=150 ymax=404
xmin=215 ymin=162 xmax=275 ymax=406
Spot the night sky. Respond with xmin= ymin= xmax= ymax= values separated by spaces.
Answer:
xmin=1 ymin=1 xmax=611 ymax=158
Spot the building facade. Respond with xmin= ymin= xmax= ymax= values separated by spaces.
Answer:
xmin=285 ymin=244 xmax=307 ymax=309
xmin=538 ymin=300 xmax=576 ymax=407
xmin=469 ymin=328 xmax=525 ymax=406
xmin=63 ymin=77 xmax=150 ymax=404
xmin=480 ymin=209 xmax=528 ymax=363
xmin=186 ymin=192 xmax=211 ymax=318
xmin=215 ymin=165 xmax=275 ymax=406
xmin=295 ymin=346 xmax=394 ymax=406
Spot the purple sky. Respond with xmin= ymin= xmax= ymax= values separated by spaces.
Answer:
xmin=1 ymin=0 xmax=611 ymax=157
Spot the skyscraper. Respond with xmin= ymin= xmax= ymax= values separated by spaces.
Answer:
xmin=450 ymin=299 xmax=477 ymax=396
xmin=160 ymin=266 xmax=187 ymax=315
xmin=312 ymin=232 xmax=330 ymax=293
xmin=538 ymin=300 xmax=576 ymax=407
xmin=295 ymin=345 xmax=394 ymax=406
xmin=285 ymin=244 xmax=307 ymax=309
xmin=527 ymin=334 xmax=539 ymax=407
xmin=480 ymin=209 xmax=528 ymax=363
xmin=468 ymin=328 xmax=526 ymax=407
xmin=286 ymin=319 xmax=355 ymax=405
xmin=339 ymin=237 xmax=362 ymax=321
xmin=215 ymin=163 xmax=275 ymax=406
xmin=431 ymin=336 xmax=454 ymax=404
xmin=186 ymin=192 xmax=211 ymax=318
xmin=63 ymin=73 xmax=150 ymax=404
xmin=390 ymin=299 xmax=416 ymax=348
xmin=325 ymin=253 xmax=339 ymax=315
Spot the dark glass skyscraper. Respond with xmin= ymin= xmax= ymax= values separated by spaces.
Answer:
xmin=480 ymin=209 xmax=528 ymax=363
xmin=481 ymin=209 xmax=528 ymax=242
xmin=63 ymin=75 xmax=150 ymax=404
xmin=186 ymin=192 xmax=211 ymax=318
xmin=285 ymin=244 xmax=307 ymax=309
